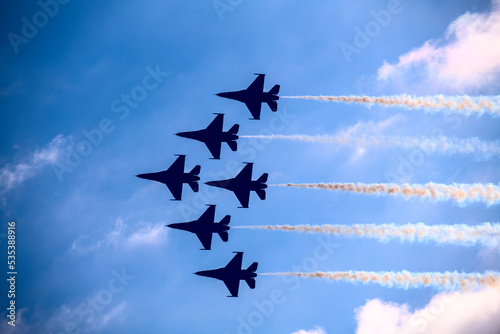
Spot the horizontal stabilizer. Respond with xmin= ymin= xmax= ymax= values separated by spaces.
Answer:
xmin=268 ymin=84 xmax=280 ymax=95
xmin=220 ymin=215 xmax=231 ymax=225
xmin=190 ymin=165 xmax=201 ymax=176
xmin=218 ymin=231 xmax=229 ymax=242
xmin=245 ymin=278 xmax=256 ymax=289
xmin=247 ymin=262 xmax=258 ymax=272
xmin=257 ymin=173 xmax=268 ymax=183
xmin=256 ymin=189 xmax=266 ymax=200
xmin=188 ymin=181 xmax=199 ymax=192
xmin=227 ymin=140 xmax=237 ymax=152
xmin=267 ymin=101 xmax=278 ymax=111
xmin=229 ymin=124 xmax=239 ymax=134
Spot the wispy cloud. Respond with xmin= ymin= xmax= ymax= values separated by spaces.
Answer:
xmin=355 ymin=286 xmax=500 ymax=334
xmin=478 ymin=238 xmax=500 ymax=267
xmin=0 ymin=79 xmax=23 ymax=97
xmin=41 ymin=301 xmax=127 ymax=334
xmin=291 ymin=326 xmax=327 ymax=334
xmin=0 ymin=134 xmax=68 ymax=194
xmin=70 ymin=217 xmax=168 ymax=254
xmin=0 ymin=308 xmax=30 ymax=334
xmin=377 ymin=0 xmax=500 ymax=93
xmin=334 ymin=115 xmax=404 ymax=161
xmin=98 ymin=302 xmax=127 ymax=328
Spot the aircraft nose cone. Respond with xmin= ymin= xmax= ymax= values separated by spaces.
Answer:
xmin=216 ymin=92 xmax=231 ymax=99
xmin=136 ymin=173 xmax=158 ymax=182
xmin=166 ymin=223 xmax=176 ymax=228
xmin=194 ymin=270 xmax=208 ymax=277
xmin=176 ymin=132 xmax=189 ymax=138
xmin=205 ymin=181 xmax=218 ymax=187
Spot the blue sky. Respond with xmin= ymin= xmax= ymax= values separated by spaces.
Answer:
xmin=1 ymin=1 xmax=499 ymax=333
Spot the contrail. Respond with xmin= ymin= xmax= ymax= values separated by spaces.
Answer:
xmin=240 ymin=134 xmax=500 ymax=158
xmin=233 ymin=223 xmax=500 ymax=246
xmin=260 ymin=271 xmax=500 ymax=291
xmin=281 ymin=95 xmax=500 ymax=116
xmin=270 ymin=182 xmax=500 ymax=205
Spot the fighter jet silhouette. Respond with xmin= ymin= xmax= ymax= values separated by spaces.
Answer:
xmin=216 ymin=74 xmax=279 ymax=120
xmin=166 ymin=205 xmax=230 ymax=250
xmin=176 ymin=113 xmax=239 ymax=160
xmin=205 ymin=162 xmax=267 ymax=208
xmin=195 ymin=252 xmax=258 ymax=297
xmin=136 ymin=154 xmax=200 ymax=201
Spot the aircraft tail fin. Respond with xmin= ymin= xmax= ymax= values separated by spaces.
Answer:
xmin=228 ymin=124 xmax=239 ymax=134
xmin=189 ymin=165 xmax=201 ymax=176
xmin=269 ymin=84 xmax=280 ymax=95
xmin=267 ymin=101 xmax=278 ymax=111
xmin=257 ymin=173 xmax=268 ymax=183
xmin=218 ymin=231 xmax=229 ymax=242
xmin=245 ymin=278 xmax=256 ymax=289
xmin=247 ymin=262 xmax=258 ymax=273
xmin=227 ymin=140 xmax=237 ymax=152
xmin=188 ymin=181 xmax=199 ymax=192
xmin=220 ymin=215 xmax=231 ymax=225
xmin=255 ymin=189 xmax=266 ymax=200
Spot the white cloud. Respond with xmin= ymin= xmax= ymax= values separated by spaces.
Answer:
xmin=41 ymin=301 xmax=127 ymax=334
xmin=99 ymin=302 xmax=127 ymax=328
xmin=355 ymin=286 xmax=500 ymax=334
xmin=292 ymin=326 xmax=327 ymax=334
xmin=0 ymin=308 xmax=30 ymax=334
xmin=377 ymin=0 xmax=500 ymax=93
xmin=70 ymin=217 xmax=168 ymax=254
xmin=0 ymin=79 xmax=23 ymax=97
xmin=478 ymin=238 xmax=500 ymax=267
xmin=0 ymin=134 xmax=68 ymax=194
xmin=335 ymin=114 xmax=405 ymax=162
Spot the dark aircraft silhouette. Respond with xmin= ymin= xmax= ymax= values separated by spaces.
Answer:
xmin=205 ymin=162 xmax=267 ymax=208
xmin=166 ymin=205 xmax=230 ymax=250
xmin=216 ymin=74 xmax=280 ymax=120
xmin=195 ymin=252 xmax=258 ymax=297
xmin=176 ymin=113 xmax=239 ymax=160
xmin=136 ymin=155 xmax=200 ymax=201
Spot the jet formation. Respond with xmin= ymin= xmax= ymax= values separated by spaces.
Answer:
xmin=137 ymin=74 xmax=279 ymax=296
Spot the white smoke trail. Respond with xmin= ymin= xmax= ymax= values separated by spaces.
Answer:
xmin=270 ymin=182 xmax=500 ymax=205
xmin=240 ymin=134 xmax=500 ymax=159
xmin=260 ymin=271 xmax=500 ymax=291
xmin=281 ymin=95 xmax=500 ymax=117
xmin=233 ymin=223 xmax=500 ymax=246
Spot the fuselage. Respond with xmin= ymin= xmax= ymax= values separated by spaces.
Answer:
xmin=136 ymin=170 xmax=199 ymax=185
xmin=176 ymin=129 xmax=238 ymax=144
xmin=195 ymin=267 xmax=257 ymax=282
xmin=217 ymin=90 xmax=279 ymax=104
xmin=167 ymin=221 xmax=229 ymax=234
xmin=205 ymin=178 xmax=266 ymax=192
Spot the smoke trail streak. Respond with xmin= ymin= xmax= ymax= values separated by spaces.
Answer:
xmin=270 ymin=182 xmax=500 ymax=205
xmin=260 ymin=271 xmax=500 ymax=291
xmin=233 ymin=223 xmax=500 ymax=246
xmin=240 ymin=134 xmax=500 ymax=158
xmin=281 ymin=95 xmax=500 ymax=116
